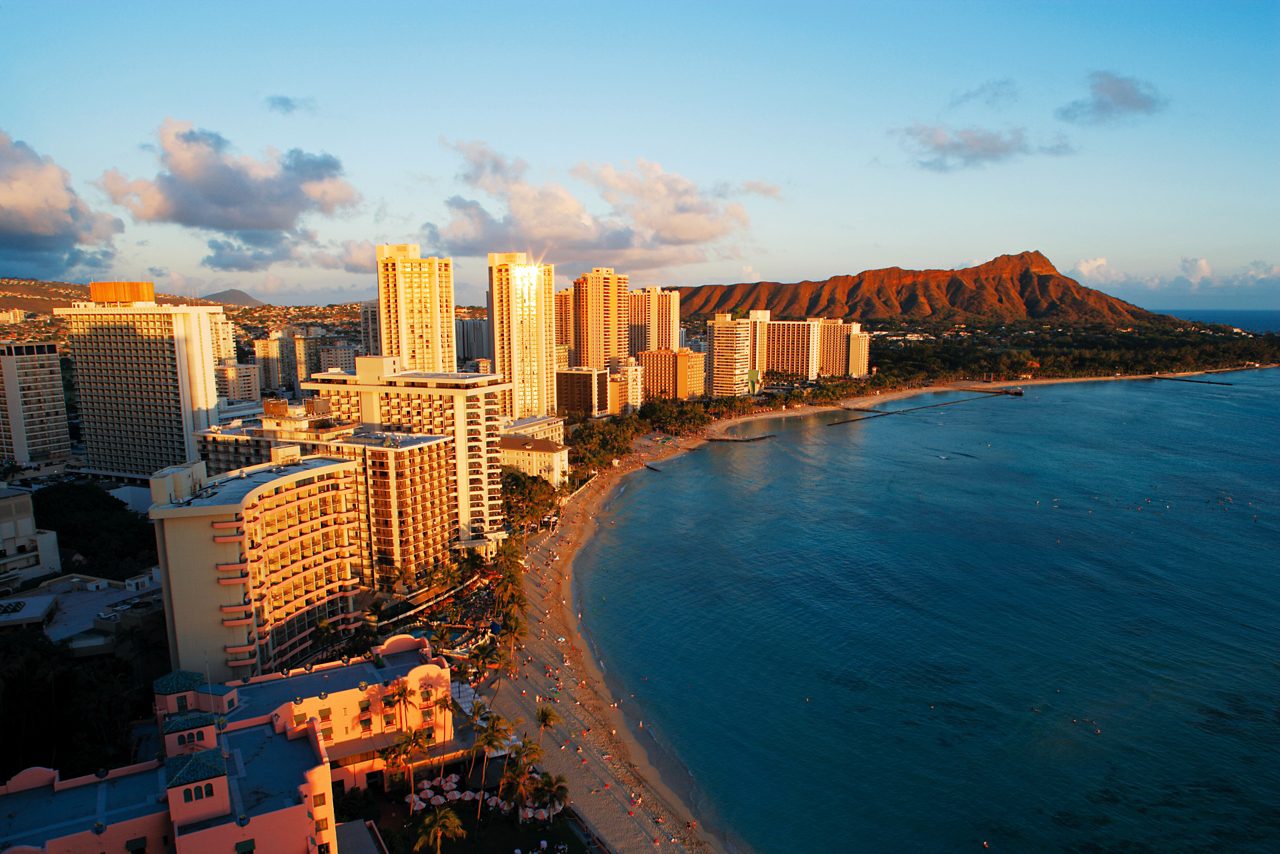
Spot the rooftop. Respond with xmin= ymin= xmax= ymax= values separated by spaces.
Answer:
xmin=165 ymin=749 xmax=226 ymax=788
xmin=498 ymin=435 xmax=566 ymax=454
xmin=150 ymin=456 xmax=352 ymax=513
xmin=215 ymin=647 xmax=433 ymax=723
xmin=0 ymin=765 xmax=167 ymax=849
xmin=162 ymin=711 xmax=219 ymax=734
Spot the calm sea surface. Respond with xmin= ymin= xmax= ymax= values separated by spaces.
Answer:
xmin=1163 ymin=309 xmax=1280 ymax=333
xmin=574 ymin=371 xmax=1280 ymax=852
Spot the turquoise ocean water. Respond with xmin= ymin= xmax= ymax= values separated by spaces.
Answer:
xmin=573 ymin=371 xmax=1280 ymax=852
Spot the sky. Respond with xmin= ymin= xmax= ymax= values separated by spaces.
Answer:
xmin=1 ymin=0 xmax=1277 ymax=309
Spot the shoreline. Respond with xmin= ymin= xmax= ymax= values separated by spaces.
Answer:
xmin=490 ymin=365 xmax=1274 ymax=853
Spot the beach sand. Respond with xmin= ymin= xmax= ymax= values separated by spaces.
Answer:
xmin=485 ymin=367 xmax=1272 ymax=853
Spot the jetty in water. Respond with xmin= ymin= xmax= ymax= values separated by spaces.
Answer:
xmin=829 ymin=394 xmax=1005 ymax=426
xmin=1151 ymin=375 xmax=1233 ymax=386
xmin=706 ymin=434 xmax=777 ymax=443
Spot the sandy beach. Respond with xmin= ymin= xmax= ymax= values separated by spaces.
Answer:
xmin=487 ymin=366 xmax=1273 ymax=853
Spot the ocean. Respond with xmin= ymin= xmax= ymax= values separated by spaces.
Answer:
xmin=1161 ymin=309 xmax=1280 ymax=334
xmin=573 ymin=370 xmax=1280 ymax=852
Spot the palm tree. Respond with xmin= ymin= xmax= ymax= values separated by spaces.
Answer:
xmin=463 ymin=699 xmax=489 ymax=783
xmin=535 ymin=705 xmax=560 ymax=748
xmin=512 ymin=735 xmax=543 ymax=773
xmin=428 ymin=621 xmax=452 ymax=652
xmin=535 ymin=772 xmax=570 ymax=819
xmin=414 ymin=806 xmax=465 ymax=854
xmin=474 ymin=714 xmax=513 ymax=819
xmin=398 ymin=727 xmax=432 ymax=795
xmin=384 ymin=678 xmax=418 ymax=732
xmin=501 ymin=761 xmax=540 ymax=814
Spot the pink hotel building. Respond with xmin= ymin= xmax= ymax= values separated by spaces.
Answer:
xmin=0 ymin=636 xmax=460 ymax=853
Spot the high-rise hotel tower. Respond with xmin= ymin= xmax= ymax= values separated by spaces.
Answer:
xmin=488 ymin=252 xmax=557 ymax=420
xmin=377 ymin=244 xmax=456 ymax=372
xmin=572 ymin=267 xmax=630 ymax=369
xmin=55 ymin=281 xmax=223 ymax=478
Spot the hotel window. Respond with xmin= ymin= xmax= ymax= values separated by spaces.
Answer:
xmin=315 ymin=818 xmax=329 ymax=832
xmin=313 ymin=792 xmax=326 ymax=807
xmin=235 ymin=842 xmax=256 ymax=853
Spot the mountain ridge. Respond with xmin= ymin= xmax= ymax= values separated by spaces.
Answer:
xmin=675 ymin=251 xmax=1160 ymax=325
xmin=201 ymin=288 xmax=266 ymax=306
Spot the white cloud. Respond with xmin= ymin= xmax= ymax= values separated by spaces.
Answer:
xmin=1072 ymin=257 xmax=1125 ymax=283
xmin=1179 ymin=256 xmax=1212 ymax=282
xmin=100 ymin=119 xmax=359 ymax=271
xmin=0 ymin=129 xmax=122 ymax=277
xmin=421 ymin=141 xmax=766 ymax=273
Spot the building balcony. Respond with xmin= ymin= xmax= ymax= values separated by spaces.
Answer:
xmin=217 ymin=573 xmax=250 ymax=586
xmin=216 ymin=561 xmax=248 ymax=572
xmin=213 ymin=533 xmax=245 ymax=544
xmin=227 ymin=657 xmax=258 ymax=668
xmin=219 ymin=602 xmax=252 ymax=614
xmin=225 ymin=641 xmax=256 ymax=654
xmin=210 ymin=520 xmax=243 ymax=530
xmin=222 ymin=615 xmax=254 ymax=627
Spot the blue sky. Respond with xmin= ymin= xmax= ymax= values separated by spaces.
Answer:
xmin=1 ymin=0 xmax=1276 ymax=308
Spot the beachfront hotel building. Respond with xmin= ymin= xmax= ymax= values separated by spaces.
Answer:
xmin=488 ymin=252 xmax=557 ymax=420
xmin=198 ymin=399 xmax=458 ymax=599
xmin=498 ymin=434 xmax=570 ymax=487
xmin=707 ymin=313 xmax=756 ymax=397
xmin=54 ymin=282 xmax=223 ymax=478
xmin=606 ymin=357 xmax=644 ymax=415
xmin=556 ymin=367 xmax=610 ymax=418
xmin=628 ymin=287 xmax=681 ymax=355
xmin=319 ymin=345 xmax=358 ymax=374
xmin=0 ymin=635 xmax=459 ymax=854
xmin=149 ymin=451 xmax=363 ymax=683
xmin=304 ymin=357 xmax=508 ymax=551
xmin=637 ymin=348 xmax=707 ymax=400
xmin=572 ymin=267 xmax=630 ymax=370
xmin=0 ymin=342 xmax=71 ymax=465
xmin=376 ymin=244 xmax=456 ymax=373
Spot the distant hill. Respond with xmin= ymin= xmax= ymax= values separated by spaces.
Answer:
xmin=201 ymin=289 xmax=265 ymax=306
xmin=675 ymin=251 xmax=1161 ymax=325
xmin=0 ymin=278 xmax=215 ymax=315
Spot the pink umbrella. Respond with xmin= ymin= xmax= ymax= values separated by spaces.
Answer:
xmin=432 ymin=777 xmax=444 ymax=786
xmin=462 ymin=791 xmax=475 ymax=801
xmin=446 ymin=790 xmax=461 ymax=801
xmin=430 ymin=795 xmax=446 ymax=806
xmin=534 ymin=809 xmax=548 ymax=821
xmin=487 ymin=796 xmax=500 ymax=807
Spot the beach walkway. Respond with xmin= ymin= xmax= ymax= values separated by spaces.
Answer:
xmin=488 ymin=438 xmax=718 ymax=854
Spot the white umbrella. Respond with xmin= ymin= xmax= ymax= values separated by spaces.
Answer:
xmin=443 ymin=780 xmax=457 ymax=791
xmin=486 ymin=796 xmax=500 ymax=807
xmin=430 ymin=795 xmax=446 ymax=806
xmin=417 ymin=781 xmax=431 ymax=791
xmin=448 ymin=773 xmax=460 ymax=782
xmin=462 ymin=791 xmax=475 ymax=801
xmin=432 ymin=777 xmax=444 ymax=786
xmin=403 ymin=793 xmax=416 ymax=804
xmin=447 ymin=790 xmax=461 ymax=801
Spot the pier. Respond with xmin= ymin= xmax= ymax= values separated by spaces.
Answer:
xmin=705 ymin=433 xmax=777 ymax=443
xmin=829 ymin=394 xmax=1004 ymax=426
xmin=1151 ymin=375 xmax=1234 ymax=386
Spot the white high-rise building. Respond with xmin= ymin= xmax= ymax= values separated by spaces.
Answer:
xmin=376 ymin=244 xmax=456 ymax=373
xmin=488 ymin=252 xmax=557 ymax=420
xmin=55 ymin=281 xmax=223 ymax=478
xmin=707 ymin=313 xmax=755 ymax=398
xmin=0 ymin=342 xmax=71 ymax=465
xmin=360 ymin=299 xmax=380 ymax=355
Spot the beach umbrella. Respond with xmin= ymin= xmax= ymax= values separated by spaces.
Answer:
xmin=430 ymin=795 xmax=446 ymax=806
xmin=403 ymin=794 xmax=415 ymax=804
xmin=447 ymin=790 xmax=461 ymax=801
xmin=432 ymin=776 xmax=444 ymax=786
xmin=535 ymin=809 xmax=548 ymax=821
xmin=462 ymin=791 xmax=475 ymax=801
xmin=448 ymin=773 xmax=460 ymax=782
xmin=487 ymin=796 xmax=500 ymax=807
xmin=417 ymin=781 xmax=430 ymax=791
xmin=421 ymin=788 xmax=433 ymax=798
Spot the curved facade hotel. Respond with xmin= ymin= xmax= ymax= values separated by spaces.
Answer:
xmin=150 ymin=452 xmax=363 ymax=684
xmin=0 ymin=636 xmax=459 ymax=854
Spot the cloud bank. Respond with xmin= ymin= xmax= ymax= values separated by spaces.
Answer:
xmin=100 ymin=119 xmax=360 ymax=271
xmin=421 ymin=141 xmax=767 ymax=272
xmin=1056 ymin=72 xmax=1167 ymax=125
xmin=0 ymin=130 xmax=122 ymax=278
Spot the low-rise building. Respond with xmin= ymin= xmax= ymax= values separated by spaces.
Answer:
xmin=498 ymin=434 xmax=569 ymax=487
xmin=637 ymin=348 xmax=706 ymax=400
xmin=0 ymin=489 xmax=60 ymax=595
xmin=555 ymin=367 xmax=608 ymax=418
xmin=0 ymin=635 xmax=459 ymax=854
